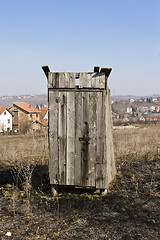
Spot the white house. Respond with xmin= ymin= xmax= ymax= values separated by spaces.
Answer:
xmin=0 ymin=107 xmax=12 ymax=132
xmin=126 ymin=107 xmax=133 ymax=113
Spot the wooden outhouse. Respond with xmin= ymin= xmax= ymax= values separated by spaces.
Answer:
xmin=42 ymin=66 xmax=116 ymax=194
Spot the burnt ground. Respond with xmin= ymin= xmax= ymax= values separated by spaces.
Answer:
xmin=0 ymin=155 xmax=160 ymax=240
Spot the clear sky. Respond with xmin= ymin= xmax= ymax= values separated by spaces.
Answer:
xmin=0 ymin=0 xmax=160 ymax=96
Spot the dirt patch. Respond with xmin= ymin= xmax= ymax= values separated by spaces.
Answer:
xmin=0 ymin=156 xmax=160 ymax=239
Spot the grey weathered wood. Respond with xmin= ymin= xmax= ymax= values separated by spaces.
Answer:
xmin=74 ymin=92 xmax=83 ymax=186
xmin=42 ymin=65 xmax=50 ymax=79
xmin=102 ymin=90 xmax=108 ymax=186
xmin=48 ymin=72 xmax=54 ymax=88
xmin=46 ymin=66 xmax=116 ymax=191
xmin=66 ymin=92 xmax=75 ymax=185
xmin=69 ymin=73 xmax=76 ymax=88
xmin=78 ymin=73 xmax=105 ymax=89
xmin=96 ymin=91 xmax=104 ymax=164
xmin=49 ymin=90 xmax=59 ymax=184
xmin=81 ymin=92 xmax=89 ymax=186
xmin=99 ymin=73 xmax=106 ymax=89
xmin=100 ymin=68 xmax=112 ymax=77
xmin=88 ymin=92 xmax=97 ymax=186
xmin=79 ymin=72 xmax=86 ymax=88
xmin=91 ymin=73 xmax=98 ymax=88
xmin=58 ymin=92 xmax=67 ymax=184
xmin=106 ymin=88 xmax=116 ymax=181
xmin=48 ymin=72 xmax=106 ymax=89
xmin=94 ymin=66 xmax=99 ymax=73
xmin=95 ymin=163 xmax=106 ymax=189
xmin=103 ymin=88 xmax=116 ymax=187
xmin=58 ymin=73 xmax=63 ymax=88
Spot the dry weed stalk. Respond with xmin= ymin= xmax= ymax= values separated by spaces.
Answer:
xmin=11 ymin=162 xmax=35 ymax=216
xmin=0 ymin=131 xmax=49 ymax=216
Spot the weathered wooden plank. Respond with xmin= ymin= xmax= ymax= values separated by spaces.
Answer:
xmin=79 ymin=72 xmax=86 ymax=88
xmin=58 ymin=92 xmax=67 ymax=185
xmin=51 ymin=73 xmax=60 ymax=88
xmin=91 ymin=73 xmax=99 ymax=88
xmin=96 ymin=91 xmax=104 ymax=164
xmin=58 ymin=73 xmax=63 ymax=88
xmin=106 ymin=88 xmax=116 ymax=181
xmin=48 ymin=72 xmax=55 ymax=88
xmin=95 ymin=163 xmax=106 ymax=189
xmin=103 ymin=88 xmax=116 ymax=187
xmin=87 ymin=73 xmax=92 ymax=88
xmin=49 ymin=71 xmax=106 ymax=89
xmin=48 ymin=72 xmax=52 ymax=88
xmin=81 ymin=92 xmax=89 ymax=186
xmin=88 ymin=91 xmax=97 ymax=186
xmin=100 ymin=68 xmax=112 ymax=78
xmin=94 ymin=66 xmax=99 ymax=73
xmin=99 ymin=73 xmax=105 ymax=89
xmin=48 ymin=90 xmax=59 ymax=184
xmin=66 ymin=92 xmax=75 ymax=185
xmin=74 ymin=91 xmax=83 ymax=186
xmin=69 ymin=73 xmax=76 ymax=88
xmin=64 ymin=72 xmax=69 ymax=88
xmin=42 ymin=65 xmax=50 ymax=79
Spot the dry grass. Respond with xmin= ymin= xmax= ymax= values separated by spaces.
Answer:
xmin=0 ymin=124 xmax=159 ymax=239
xmin=113 ymin=123 xmax=160 ymax=160
xmin=0 ymin=123 xmax=160 ymax=168
xmin=0 ymin=130 xmax=49 ymax=167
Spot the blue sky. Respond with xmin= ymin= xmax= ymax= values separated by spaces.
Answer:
xmin=0 ymin=0 xmax=160 ymax=96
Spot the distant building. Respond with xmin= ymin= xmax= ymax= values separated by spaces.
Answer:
xmin=10 ymin=102 xmax=40 ymax=131
xmin=0 ymin=107 xmax=12 ymax=133
xmin=150 ymin=106 xmax=156 ymax=112
xmin=126 ymin=107 xmax=132 ymax=113
xmin=39 ymin=106 xmax=48 ymax=127
xmin=152 ymin=97 xmax=158 ymax=102
xmin=139 ymin=116 xmax=145 ymax=121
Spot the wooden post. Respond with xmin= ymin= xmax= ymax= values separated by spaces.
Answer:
xmin=94 ymin=66 xmax=99 ymax=73
xmin=42 ymin=66 xmax=50 ymax=79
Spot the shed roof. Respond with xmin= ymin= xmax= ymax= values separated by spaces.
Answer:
xmin=13 ymin=102 xmax=40 ymax=113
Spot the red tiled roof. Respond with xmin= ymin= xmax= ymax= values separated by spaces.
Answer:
xmin=13 ymin=102 xmax=40 ymax=113
xmin=40 ymin=119 xmax=48 ymax=126
xmin=36 ymin=119 xmax=48 ymax=126
xmin=0 ymin=107 xmax=6 ymax=115
xmin=0 ymin=107 xmax=13 ymax=116
xmin=39 ymin=106 xmax=48 ymax=120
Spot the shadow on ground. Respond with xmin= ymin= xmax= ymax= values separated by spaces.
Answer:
xmin=0 ymin=156 xmax=160 ymax=239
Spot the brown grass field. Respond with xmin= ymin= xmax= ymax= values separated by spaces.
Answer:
xmin=0 ymin=123 xmax=160 ymax=239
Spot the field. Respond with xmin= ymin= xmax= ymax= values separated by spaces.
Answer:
xmin=0 ymin=124 xmax=160 ymax=239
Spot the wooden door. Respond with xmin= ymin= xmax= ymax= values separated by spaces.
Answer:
xmin=49 ymin=90 xmax=106 ymax=188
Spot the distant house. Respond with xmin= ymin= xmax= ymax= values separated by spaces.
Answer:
xmin=39 ymin=106 xmax=48 ymax=126
xmin=155 ymin=106 xmax=160 ymax=113
xmin=126 ymin=107 xmax=132 ymax=113
xmin=150 ymin=106 xmax=156 ymax=112
xmin=0 ymin=107 xmax=12 ymax=133
xmin=9 ymin=102 xmax=40 ymax=131
xmin=152 ymin=97 xmax=157 ymax=102
xmin=39 ymin=106 xmax=48 ymax=120
xmin=139 ymin=116 xmax=145 ymax=121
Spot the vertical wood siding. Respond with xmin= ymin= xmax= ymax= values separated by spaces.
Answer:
xmin=48 ymin=71 xmax=116 ymax=189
